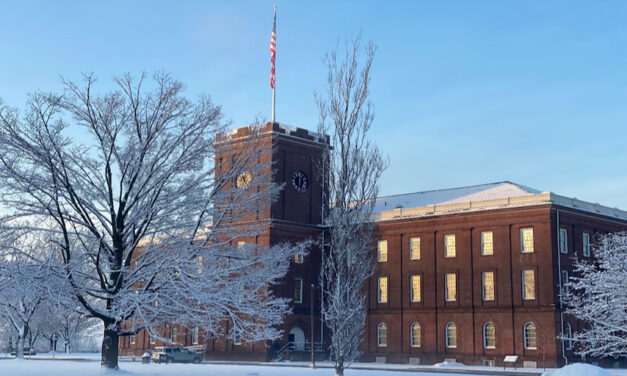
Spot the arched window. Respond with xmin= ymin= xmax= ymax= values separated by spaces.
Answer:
xmin=524 ymin=322 xmax=537 ymax=350
xmin=410 ymin=322 xmax=421 ymax=348
xmin=445 ymin=322 xmax=457 ymax=348
xmin=377 ymin=323 xmax=387 ymax=347
xmin=565 ymin=323 xmax=573 ymax=350
xmin=483 ymin=322 xmax=495 ymax=349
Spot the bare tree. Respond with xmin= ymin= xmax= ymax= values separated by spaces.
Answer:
xmin=0 ymin=73 xmax=304 ymax=369
xmin=0 ymin=232 xmax=56 ymax=359
xmin=564 ymin=231 xmax=627 ymax=358
xmin=316 ymin=37 xmax=387 ymax=376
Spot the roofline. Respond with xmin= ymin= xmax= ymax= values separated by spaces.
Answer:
xmin=373 ymin=192 xmax=627 ymax=223
xmin=375 ymin=181 xmax=537 ymax=201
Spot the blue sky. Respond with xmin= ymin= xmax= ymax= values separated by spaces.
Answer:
xmin=1 ymin=1 xmax=626 ymax=208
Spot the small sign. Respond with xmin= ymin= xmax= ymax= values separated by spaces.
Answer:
xmin=504 ymin=355 xmax=519 ymax=363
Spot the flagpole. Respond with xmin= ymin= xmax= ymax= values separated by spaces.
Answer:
xmin=271 ymin=4 xmax=276 ymax=124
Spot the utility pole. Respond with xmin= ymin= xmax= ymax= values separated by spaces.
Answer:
xmin=310 ymin=283 xmax=318 ymax=368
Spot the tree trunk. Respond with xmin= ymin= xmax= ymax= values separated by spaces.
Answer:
xmin=64 ymin=340 xmax=70 ymax=354
xmin=335 ymin=360 xmax=344 ymax=376
xmin=15 ymin=335 xmax=23 ymax=359
xmin=101 ymin=325 xmax=119 ymax=369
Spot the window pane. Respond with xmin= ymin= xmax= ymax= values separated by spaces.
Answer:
xmin=522 ymin=270 xmax=535 ymax=300
xmin=411 ymin=323 xmax=421 ymax=347
xmin=560 ymin=228 xmax=568 ymax=254
xmin=521 ymin=228 xmax=534 ymax=253
xmin=445 ymin=273 xmax=457 ymax=301
xmin=294 ymin=253 xmax=304 ymax=263
xmin=483 ymin=322 xmax=495 ymax=349
xmin=482 ymin=272 xmax=495 ymax=301
xmin=378 ymin=277 xmax=388 ymax=303
xmin=446 ymin=323 xmax=457 ymax=348
xmin=378 ymin=240 xmax=388 ymax=262
xmin=294 ymin=278 xmax=303 ymax=303
xmin=524 ymin=323 xmax=537 ymax=349
xmin=481 ymin=231 xmax=494 ymax=255
xmin=583 ymin=233 xmax=590 ymax=257
xmin=378 ymin=323 xmax=387 ymax=347
xmin=192 ymin=327 xmax=199 ymax=345
xmin=445 ymin=235 xmax=456 ymax=257
xmin=410 ymin=237 xmax=421 ymax=260
xmin=237 ymin=241 xmax=246 ymax=250
xmin=410 ymin=275 xmax=421 ymax=302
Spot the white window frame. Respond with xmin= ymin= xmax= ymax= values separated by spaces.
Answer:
xmin=562 ymin=270 xmax=569 ymax=295
xmin=233 ymin=329 xmax=242 ymax=346
xmin=237 ymin=241 xmax=246 ymax=250
xmin=410 ymin=322 xmax=421 ymax=348
xmin=523 ymin=322 xmax=537 ymax=350
xmin=294 ymin=278 xmax=303 ymax=303
xmin=444 ymin=234 xmax=456 ymax=258
xmin=378 ymin=276 xmax=388 ymax=303
xmin=583 ymin=233 xmax=590 ymax=257
xmin=130 ymin=334 xmax=136 ymax=345
xmin=522 ymin=269 xmax=535 ymax=300
xmin=377 ymin=323 xmax=387 ymax=347
xmin=565 ymin=323 xmax=573 ymax=350
xmin=483 ymin=322 xmax=496 ymax=349
xmin=409 ymin=237 xmax=421 ymax=260
xmin=520 ymin=228 xmax=534 ymax=253
xmin=482 ymin=271 xmax=495 ymax=301
xmin=481 ymin=231 xmax=494 ymax=256
xmin=445 ymin=322 xmax=457 ymax=348
xmin=560 ymin=228 xmax=568 ymax=254
xmin=410 ymin=275 xmax=421 ymax=302
xmin=192 ymin=326 xmax=199 ymax=345
xmin=377 ymin=240 xmax=388 ymax=262
xmin=445 ymin=273 xmax=457 ymax=302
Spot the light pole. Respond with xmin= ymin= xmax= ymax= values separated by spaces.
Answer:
xmin=310 ymin=283 xmax=321 ymax=368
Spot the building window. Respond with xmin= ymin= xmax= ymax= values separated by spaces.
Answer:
xmin=565 ymin=323 xmax=573 ymax=350
xmin=237 ymin=241 xmax=246 ymax=250
xmin=481 ymin=231 xmax=494 ymax=256
xmin=583 ymin=233 xmax=590 ymax=257
xmin=444 ymin=234 xmax=456 ymax=258
xmin=522 ymin=270 xmax=535 ymax=300
xmin=294 ymin=278 xmax=303 ymax=303
xmin=409 ymin=237 xmax=421 ymax=260
xmin=130 ymin=335 xmax=136 ymax=345
xmin=560 ymin=228 xmax=568 ymax=254
xmin=562 ymin=270 xmax=569 ymax=295
xmin=445 ymin=322 xmax=457 ymax=348
xmin=445 ymin=273 xmax=457 ymax=302
xmin=150 ymin=333 xmax=156 ymax=344
xmin=192 ymin=326 xmax=199 ymax=345
xmin=171 ymin=326 xmax=177 ymax=342
xmin=294 ymin=253 xmax=304 ymax=264
xmin=377 ymin=323 xmax=387 ymax=347
xmin=410 ymin=322 xmax=421 ymax=348
xmin=233 ymin=330 xmax=242 ymax=346
xmin=483 ymin=322 xmax=496 ymax=349
xmin=523 ymin=322 xmax=537 ymax=350
xmin=410 ymin=275 xmax=421 ymax=302
xmin=378 ymin=240 xmax=388 ymax=262
xmin=378 ymin=277 xmax=388 ymax=303
xmin=520 ymin=228 xmax=534 ymax=253
xmin=482 ymin=271 xmax=495 ymax=301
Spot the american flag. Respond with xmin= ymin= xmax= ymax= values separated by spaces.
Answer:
xmin=270 ymin=7 xmax=276 ymax=89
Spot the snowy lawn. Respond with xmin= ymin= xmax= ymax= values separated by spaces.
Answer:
xmin=2 ymin=358 xmax=627 ymax=376
xmin=0 ymin=359 xmax=516 ymax=376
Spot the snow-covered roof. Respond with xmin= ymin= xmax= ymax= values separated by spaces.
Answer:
xmin=373 ymin=182 xmax=539 ymax=213
xmin=373 ymin=181 xmax=627 ymax=222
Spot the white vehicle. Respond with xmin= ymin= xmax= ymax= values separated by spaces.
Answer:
xmin=151 ymin=346 xmax=202 ymax=364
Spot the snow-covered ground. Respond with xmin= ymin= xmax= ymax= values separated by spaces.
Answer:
xmin=2 ymin=355 xmax=627 ymax=376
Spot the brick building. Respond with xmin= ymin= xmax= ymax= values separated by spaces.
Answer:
xmin=120 ymin=124 xmax=627 ymax=367
xmin=365 ymin=182 xmax=627 ymax=367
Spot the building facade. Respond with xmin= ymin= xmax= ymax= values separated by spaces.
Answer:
xmin=120 ymin=124 xmax=627 ymax=367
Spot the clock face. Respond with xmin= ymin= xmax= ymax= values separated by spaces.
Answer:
xmin=236 ymin=172 xmax=252 ymax=188
xmin=291 ymin=171 xmax=309 ymax=192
